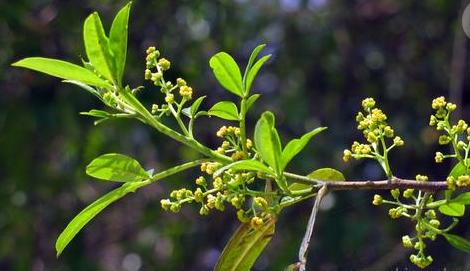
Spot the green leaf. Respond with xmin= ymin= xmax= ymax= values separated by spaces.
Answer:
xmin=439 ymin=202 xmax=465 ymax=217
xmin=191 ymin=96 xmax=206 ymax=116
xmin=443 ymin=233 xmax=470 ymax=253
xmin=214 ymin=160 xmax=274 ymax=177
xmin=214 ymin=217 xmax=276 ymax=271
xmin=11 ymin=57 xmax=111 ymax=88
xmin=208 ymin=101 xmax=239 ymax=121
xmin=80 ymin=109 xmax=111 ymax=118
xmin=243 ymin=44 xmax=265 ymax=90
xmin=86 ymin=153 xmax=150 ymax=182
xmin=280 ymin=127 xmax=327 ymax=170
xmin=245 ymin=54 xmax=271 ymax=95
xmin=84 ymin=12 xmax=116 ymax=83
xmin=254 ymin=111 xmax=282 ymax=173
xmin=289 ymin=168 xmax=345 ymax=192
xmin=209 ymin=52 xmax=244 ymax=97
xmin=56 ymin=181 xmax=147 ymax=256
xmin=449 ymin=160 xmax=470 ymax=178
xmin=109 ymin=2 xmax=131 ymax=85
xmin=246 ymin=94 xmax=261 ymax=111
xmin=454 ymin=192 xmax=470 ymax=205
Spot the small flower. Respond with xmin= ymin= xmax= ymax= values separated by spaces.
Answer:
xmin=176 ymin=78 xmax=187 ymax=87
xmin=429 ymin=219 xmax=440 ymax=228
xmin=170 ymin=203 xmax=181 ymax=213
xmin=213 ymin=177 xmax=224 ymax=189
xmin=254 ymin=197 xmax=268 ymax=209
xmin=160 ymin=199 xmax=172 ymax=211
xmin=403 ymin=189 xmax=414 ymax=198
xmin=393 ymin=136 xmax=404 ymax=146
xmin=231 ymin=151 xmax=245 ymax=161
xmin=446 ymin=176 xmax=456 ymax=190
xmin=151 ymin=104 xmax=159 ymax=114
xmin=151 ymin=72 xmax=162 ymax=82
xmin=457 ymin=175 xmax=470 ymax=187
xmin=446 ymin=103 xmax=457 ymax=111
xmin=158 ymin=58 xmax=171 ymax=70
xmin=383 ymin=126 xmax=394 ymax=138
xmin=144 ymin=69 xmax=152 ymax=80
xmin=246 ymin=139 xmax=253 ymax=149
xmin=250 ymin=216 xmax=264 ymax=229
xmin=372 ymin=194 xmax=383 ymax=205
xmin=361 ymin=98 xmax=376 ymax=110
xmin=429 ymin=115 xmax=437 ymax=126
xmin=194 ymin=188 xmax=204 ymax=203
xmin=415 ymin=175 xmax=428 ymax=182
xmin=343 ymin=149 xmax=352 ymax=162
xmin=434 ymin=152 xmax=444 ymax=163
xmin=179 ymin=85 xmax=193 ymax=99
xmin=391 ymin=188 xmax=400 ymax=199
xmin=425 ymin=209 xmax=436 ymax=219
xmin=438 ymin=135 xmax=451 ymax=145
xmin=402 ymin=235 xmax=413 ymax=248
xmin=165 ymin=93 xmax=174 ymax=103
xmin=199 ymin=205 xmax=210 ymax=215
xmin=216 ymin=126 xmax=228 ymax=137
xmin=431 ymin=96 xmax=446 ymax=110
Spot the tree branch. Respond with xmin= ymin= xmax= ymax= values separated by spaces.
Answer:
xmin=284 ymin=173 xmax=449 ymax=191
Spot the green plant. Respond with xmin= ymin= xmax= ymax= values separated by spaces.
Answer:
xmin=11 ymin=3 xmax=470 ymax=270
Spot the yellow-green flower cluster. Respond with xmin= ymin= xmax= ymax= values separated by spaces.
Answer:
xmin=343 ymin=98 xmax=404 ymax=166
xmin=215 ymin=126 xmax=253 ymax=161
xmin=144 ymin=46 xmax=196 ymax=119
xmin=429 ymin=97 xmax=470 ymax=166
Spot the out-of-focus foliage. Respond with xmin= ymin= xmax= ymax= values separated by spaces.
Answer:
xmin=1 ymin=0 xmax=470 ymax=270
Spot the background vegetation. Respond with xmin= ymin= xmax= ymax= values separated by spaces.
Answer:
xmin=1 ymin=0 xmax=470 ymax=270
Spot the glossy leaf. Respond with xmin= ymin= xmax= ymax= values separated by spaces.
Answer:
xmin=214 ymin=160 xmax=274 ymax=177
xmin=289 ymin=168 xmax=345 ymax=192
xmin=439 ymin=202 xmax=465 ymax=217
xmin=254 ymin=111 xmax=282 ymax=173
xmin=191 ymin=96 xmax=206 ymax=116
xmin=214 ymin=217 xmax=276 ymax=271
xmin=443 ymin=233 xmax=470 ymax=253
xmin=243 ymin=44 xmax=266 ymax=91
xmin=209 ymin=52 xmax=243 ymax=97
xmin=449 ymin=160 xmax=469 ymax=178
xmin=245 ymin=54 xmax=271 ymax=95
xmin=12 ymin=57 xmax=111 ymax=88
xmin=56 ymin=181 xmax=147 ymax=256
xmin=246 ymin=94 xmax=261 ymax=111
xmin=109 ymin=2 xmax=131 ymax=85
xmin=86 ymin=153 xmax=150 ymax=182
xmin=454 ymin=192 xmax=470 ymax=205
xmin=84 ymin=12 xmax=115 ymax=83
xmin=280 ymin=127 xmax=327 ymax=170
xmin=208 ymin=101 xmax=239 ymax=121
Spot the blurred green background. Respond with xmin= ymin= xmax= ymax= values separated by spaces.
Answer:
xmin=2 ymin=0 xmax=470 ymax=270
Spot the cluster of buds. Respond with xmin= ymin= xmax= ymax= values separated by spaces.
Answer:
xmin=343 ymin=98 xmax=404 ymax=177
xmin=215 ymin=126 xmax=253 ymax=161
xmin=371 ymin=173 xmax=441 ymax=269
xmin=430 ymin=97 xmax=470 ymax=168
xmin=446 ymin=175 xmax=470 ymax=190
xmin=144 ymin=46 xmax=195 ymax=119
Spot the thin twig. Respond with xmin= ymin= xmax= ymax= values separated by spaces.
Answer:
xmin=298 ymin=185 xmax=328 ymax=271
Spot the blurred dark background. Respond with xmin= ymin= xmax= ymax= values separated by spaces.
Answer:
xmin=2 ymin=0 xmax=470 ymax=270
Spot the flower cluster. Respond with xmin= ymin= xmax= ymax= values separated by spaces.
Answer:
xmin=343 ymin=98 xmax=404 ymax=177
xmin=215 ymin=126 xmax=253 ymax=161
xmin=372 ymin=174 xmax=439 ymax=269
xmin=144 ymin=46 xmax=194 ymax=119
xmin=430 ymin=96 xmax=470 ymax=189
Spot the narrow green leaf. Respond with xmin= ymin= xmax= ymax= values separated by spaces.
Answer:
xmin=84 ymin=12 xmax=116 ymax=83
xmin=439 ymin=202 xmax=465 ymax=217
xmin=80 ymin=109 xmax=111 ymax=119
xmin=246 ymin=94 xmax=261 ymax=111
xmin=280 ymin=127 xmax=327 ymax=170
xmin=454 ymin=192 xmax=470 ymax=205
xmin=289 ymin=168 xmax=344 ymax=192
xmin=245 ymin=54 xmax=271 ymax=95
xmin=109 ymin=2 xmax=131 ymax=85
xmin=56 ymin=181 xmax=147 ymax=256
xmin=214 ymin=217 xmax=276 ymax=271
xmin=191 ymin=96 xmax=207 ymax=116
xmin=209 ymin=52 xmax=243 ymax=97
xmin=12 ymin=57 xmax=111 ymax=88
xmin=214 ymin=160 xmax=274 ymax=177
xmin=86 ymin=153 xmax=150 ymax=182
xmin=443 ymin=233 xmax=470 ymax=253
xmin=208 ymin=101 xmax=239 ymax=121
xmin=254 ymin=111 xmax=282 ymax=173
xmin=243 ymin=44 xmax=266 ymax=90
